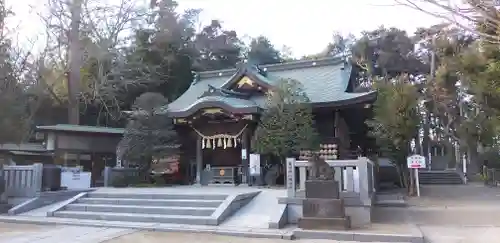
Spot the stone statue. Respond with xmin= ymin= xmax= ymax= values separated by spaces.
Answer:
xmin=308 ymin=153 xmax=335 ymax=181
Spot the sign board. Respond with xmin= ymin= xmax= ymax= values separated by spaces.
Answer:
xmin=249 ymin=154 xmax=261 ymax=175
xmin=241 ymin=149 xmax=247 ymax=160
xmin=407 ymin=154 xmax=426 ymax=169
xmin=61 ymin=171 xmax=91 ymax=189
xmin=286 ymin=158 xmax=296 ymax=197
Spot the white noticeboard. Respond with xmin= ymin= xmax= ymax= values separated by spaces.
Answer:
xmin=407 ymin=154 xmax=426 ymax=197
xmin=61 ymin=171 xmax=91 ymax=189
xmin=407 ymin=154 xmax=426 ymax=169
xmin=249 ymin=154 xmax=261 ymax=176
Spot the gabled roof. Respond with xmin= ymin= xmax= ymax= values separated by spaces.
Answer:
xmin=219 ymin=62 xmax=274 ymax=90
xmin=36 ymin=124 xmax=125 ymax=135
xmin=167 ymin=56 xmax=376 ymax=118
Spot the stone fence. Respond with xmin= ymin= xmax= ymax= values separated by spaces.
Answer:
xmin=484 ymin=167 xmax=500 ymax=187
xmin=285 ymin=157 xmax=375 ymax=205
xmin=2 ymin=163 xmax=43 ymax=197
xmin=281 ymin=157 xmax=376 ymax=228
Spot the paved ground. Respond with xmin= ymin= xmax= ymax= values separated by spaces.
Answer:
xmin=0 ymin=224 xmax=132 ymax=243
xmin=0 ymin=224 xmax=399 ymax=243
xmin=1 ymin=183 xmax=500 ymax=242
xmin=104 ymin=231 xmax=397 ymax=243
xmin=408 ymin=183 xmax=500 ymax=243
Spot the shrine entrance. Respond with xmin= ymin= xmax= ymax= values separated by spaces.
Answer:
xmin=192 ymin=121 xmax=252 ymax=185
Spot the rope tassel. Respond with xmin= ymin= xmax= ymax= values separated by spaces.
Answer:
xmin=190 ymin=124 xmax=248 ymax=150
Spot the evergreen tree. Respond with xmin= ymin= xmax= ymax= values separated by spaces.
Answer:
xmin=252 ymin=78 xmax=319 ymax=161
xmin=118 ymin=92 xmax=178 ymax=168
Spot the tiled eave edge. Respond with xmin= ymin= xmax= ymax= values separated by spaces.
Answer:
xmin=168 ymin=100 xmax=261 ymax=118
xmin=312 ymin=91 xmax=377 ymax=109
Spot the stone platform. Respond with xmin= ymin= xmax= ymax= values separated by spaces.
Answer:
xmin=298 ymin=180 xmax=351 ymax=230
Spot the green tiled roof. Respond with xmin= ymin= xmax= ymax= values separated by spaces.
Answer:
xmin=168 ymin=56 xmax=375 ymax=114
xmin=36 ymin=124 xmax=125 ymax=134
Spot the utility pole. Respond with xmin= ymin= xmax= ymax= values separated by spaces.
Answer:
xmin=68 ymin=0 xmax=83 ymax=125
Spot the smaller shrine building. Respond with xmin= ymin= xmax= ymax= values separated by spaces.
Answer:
xmin=167 ymin=56 xmax=377 ymax=185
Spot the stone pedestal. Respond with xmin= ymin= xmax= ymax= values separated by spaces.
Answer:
xmin=298 ymin=180 xmax=351 ymax=230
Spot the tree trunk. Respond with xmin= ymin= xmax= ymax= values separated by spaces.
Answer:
xmin=68 ymin=0 xmax=83 ymax=125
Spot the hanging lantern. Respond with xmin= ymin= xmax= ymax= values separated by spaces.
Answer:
xmin=217 ymin=138 xmax=223 ymax=147
xmin=227 ymin=138 xmax=233 ymax=148
xmin=223 ymin=137 xmax=227 ymax=149
xmin=202 ymin=139 xmax=206 ymax=149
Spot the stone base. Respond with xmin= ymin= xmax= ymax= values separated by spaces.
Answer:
xmin=305 ymin=180 xmax=339 ymax=199
xmin=298 ymin=216 xmax=351 ymax=230
xmin=303 ymin=198 xmax=345 ymax=218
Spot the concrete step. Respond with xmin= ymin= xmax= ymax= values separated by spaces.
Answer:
xmin=65 ymin=204 xmax=216 ymax=216
xmin=77 ymin=198 xmax=223 ymax=208
xmin=87 ymin=192 xmax=227 ymax=201
xmin=420 ymin=181 xmax=463 ymax=185
xmin=53 ymin=211 xmax=215 ymax=225
xmin=419 ymin=171 xmax=463 ymax=185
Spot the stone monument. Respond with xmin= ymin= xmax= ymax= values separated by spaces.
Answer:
xmin=298 ymin=154 xmax=351 ymax=230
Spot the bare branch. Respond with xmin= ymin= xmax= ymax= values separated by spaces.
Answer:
xmin=396 ymin=0 xmax=500 ymax=43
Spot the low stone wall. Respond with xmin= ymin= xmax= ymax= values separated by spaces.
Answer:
xmin=103 ymin=167 xmax=140 ymax=187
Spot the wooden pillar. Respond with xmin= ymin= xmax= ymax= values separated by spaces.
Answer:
xmin=241 ymin=128 xmax=250 ymax=184
xmin=334 ymin=110 xmax=339 ymax=137
xmin=195 ymin=135 xmax=203 ymax=185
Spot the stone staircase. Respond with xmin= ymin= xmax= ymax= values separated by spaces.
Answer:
xmin=51 ymin=192 xmax=228 ymax=225
xmin=419 ymin=170 xmax=464 ymax=185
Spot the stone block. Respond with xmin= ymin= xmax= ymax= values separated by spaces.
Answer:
xmin=303 ymin=198 xmax=345 ymax=218
xmin=305 ymin=180 xmax=339 ymax=199
xmin=298 ymin=216 xmax=351 ymax=230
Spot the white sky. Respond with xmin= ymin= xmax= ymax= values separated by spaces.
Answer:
xmin=6 ymin=0 xmax=444 ymax=57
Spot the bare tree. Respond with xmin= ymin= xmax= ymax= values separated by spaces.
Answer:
xmin=396 ymin=0 xmax=500 ymax=42
xmin=37 ymin=0 xmax=149 ymax=124
xmin=68 ymin=0 xmax=83 ymax=124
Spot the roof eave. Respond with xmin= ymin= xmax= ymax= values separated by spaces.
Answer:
xmin=311 ymin=91 xmax=377 ymax=109
xmin=169 ymin=100 xmax=261 ymax=118
xmin=36 ymin=125 xmax=125 ymax=135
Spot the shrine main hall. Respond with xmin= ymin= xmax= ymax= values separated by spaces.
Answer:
xmin=165 ymin=56 xmax=376 ymax=185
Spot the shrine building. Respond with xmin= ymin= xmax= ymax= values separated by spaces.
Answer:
xmin=167 ymin=56 xmax=377 ymax=185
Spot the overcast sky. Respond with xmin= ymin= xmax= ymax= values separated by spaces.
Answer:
xmin=6 ymin=0 xmax=443 ymax=57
